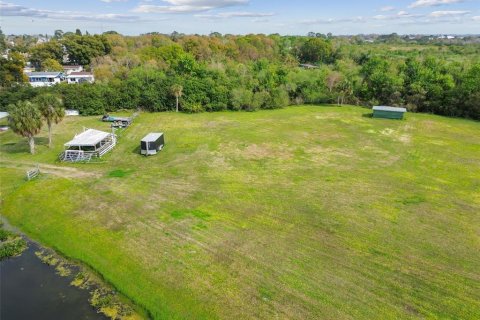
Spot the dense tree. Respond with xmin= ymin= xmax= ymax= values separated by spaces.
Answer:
xmin=62 ymin=34 xmax=111 ymax=65
xmin=34 ymin=93 xmax=65 ymax=147
xmin=53 ymin=30 xmax=64 ymax=40
xmin=403 ymin=57 xmax=454 ymax=113
xmin=452 ymin=63 xmax=480 ymax=119
xmin=299 ymin=38 xmax=334 ymax=64
xmin=0 ymin=52 xmax=27 ymax=87
xmin=29 ymin=40 xmax=64 ymax=68
xmin=8 ymin=101 xmax=43 ymax=154
xmin=55 ymin=83 xmax=107 ymax=115
xmin=41 ymin=58 xmax=63 ymax=71
xmin=0 ymin=32 xmax=478 ymax=119
xmin=0 ymin=27 xmax=6 ymax=52
xmin=360 ymin=56 xmax=403 ymax=106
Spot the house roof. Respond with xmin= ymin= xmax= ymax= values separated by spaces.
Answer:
xmin=69 ymin=72 xmax=93 ymax=76
xmin=373 ymin=106 xmax=407 ymax=113
xmin=142 ymin=133 xmax=164 ymax=142
xmin=299 ymin=63 xmax=319 ymax=69
xmin=63 ymin=65 xmax=82 ymax=69
xmin=26 ymin=72 xmax=62 ymax=78
xmin=65 ymin=129 xmax=111 ymax=147
xmin=67 ymin=72 xmax=94 ymax=78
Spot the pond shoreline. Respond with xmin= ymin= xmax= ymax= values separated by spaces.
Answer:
xmin=1 ymin=239 xmax=108 ymax=320
xmin=0 ymin=216 xmax=147 ymax=320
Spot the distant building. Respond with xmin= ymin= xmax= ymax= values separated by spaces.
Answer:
xmin=0 ymin=112 xmax=9 ymax=120
xmin=23 ymin=66 xmax=35 ymax=73
xmin=66 ymin=72 xmax=95 ymax=84
xmin=63 ymin=65 xmax=83 ymax=75
xmin=65 ymin=110 xmax=80 ymax=116
xmin=299 ymin=64 xmax=319 ymax=69
xmin=26 ymin=72 xmax=63 ymax=87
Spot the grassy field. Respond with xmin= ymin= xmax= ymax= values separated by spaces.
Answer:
xmin=1 ymin=105 xmax=479 ymax=319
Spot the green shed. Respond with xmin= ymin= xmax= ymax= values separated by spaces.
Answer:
xmin=372 ymin=106 xmax=407 ymax=119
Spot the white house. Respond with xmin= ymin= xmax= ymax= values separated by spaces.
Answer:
xmin=63 ymin=65 xmax=83 ymax=75
xmin=26 ymin=72 xmax=63 ymax=87
xmin=0 ymin=112 xmax=9 ymax=120
xmin=23 ymin=66 xmax=35 ymax=73
xmin=67 ymin=72 xmax=95 ymax=84
xmin=65 ymin=109 xmax=80 ymax=116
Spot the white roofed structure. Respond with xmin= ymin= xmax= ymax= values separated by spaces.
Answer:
xmin=61 ymin=128 xmax=116 ymax=161
xmin=65 ymin=129 xmax=111 ymax=147
xmin=141 ymin=133 xmax=164 ymax=142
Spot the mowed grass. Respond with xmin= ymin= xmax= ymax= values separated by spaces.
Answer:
xmin=1 ymin=105 xmax=479 ymax=319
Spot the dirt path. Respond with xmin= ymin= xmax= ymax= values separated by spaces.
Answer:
xmin=0 ymin=160 xmax=100 ymax=179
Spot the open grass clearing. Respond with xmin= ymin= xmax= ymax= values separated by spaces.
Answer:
xmin=1 ymin=105 xmax=479 ymax=319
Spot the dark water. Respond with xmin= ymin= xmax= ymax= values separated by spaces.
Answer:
xmin=0 ymin=242 xmax=106 ymax=320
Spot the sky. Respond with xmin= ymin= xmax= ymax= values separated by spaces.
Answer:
xmin=0 ymin=0 xmax=479 ymax=35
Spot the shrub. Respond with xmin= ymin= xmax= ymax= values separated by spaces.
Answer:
xmin=268 ymin=87 xmax=290 ymax=109
xmin=231 ymin=88 xmax=253 ymax=111
xmin=182 ymin=102 xmax=205 ymax=113
xmin=251 ymin=91 xmax=270 ymax=111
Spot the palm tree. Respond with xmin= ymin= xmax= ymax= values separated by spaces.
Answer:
xmin=34 ymin=93 xmax=65 ymax=148
xmin=171 ymin=84 xmax=183 ymax=112
xmin=8 ymin=101 xmax=43 ymax=154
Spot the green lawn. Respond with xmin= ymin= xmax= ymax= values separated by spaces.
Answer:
xmin=1 ymin=105 xmax=479 ymax=319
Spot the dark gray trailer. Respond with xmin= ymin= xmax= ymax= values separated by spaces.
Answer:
xmin=141 ymin=133 xmax=165 ymax=156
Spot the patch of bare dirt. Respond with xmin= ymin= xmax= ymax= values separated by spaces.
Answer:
xmin=219 ymin=143 xmax=293 ymax=161
xmin=0 ymin=160 xmax=99 ymax=179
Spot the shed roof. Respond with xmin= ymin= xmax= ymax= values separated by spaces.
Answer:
xmin=65 ymin=129 xmax=111 ymax=147
xmin=26 ymin=72 xmax=62 ymax=78
xmin=141 ymin=133 xmax=164 ymax=142
xmin=373 ymin=106 xmax=407 ymax=113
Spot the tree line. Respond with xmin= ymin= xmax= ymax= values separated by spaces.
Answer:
xmin=1 ymin=29 xmax=479 ymax=120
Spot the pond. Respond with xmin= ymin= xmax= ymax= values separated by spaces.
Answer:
xmin=1 ymin=241 xmax=107 ymax=320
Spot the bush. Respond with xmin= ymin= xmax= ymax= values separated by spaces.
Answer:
xmin=268 ymin=88 xmax=290 ymax=109
xmin=182 ymin=102 xmax=205 ymax=113
xmin=231 ymin=88 xmax=253 ymax=111
xmin=251 ymin=91 xmax=270 ymax=111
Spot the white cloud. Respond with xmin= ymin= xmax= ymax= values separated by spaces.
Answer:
xmin=133 ymin=0 xmax=248 ymax=13
xmin=473 ymin=16 xmax=480 ymax=21
xmin=0 ymin=2 xmax=141 ymax=22
xmin=300 ymin=8 xmax=472 ymax=27
xmin=100 ymin=0 xmax=128 ymax=3
xmin=374 ymin=11 xmax=422 ymax=20
xmin=195 ymin=11 xmax=274 ymax=19
xmin=408 ymin=0 xmax=464 ymax=9
xmin=300 ymin=16 xmax=366 ymax=25
xmin=428 ymin=10 xmax=470 ymax=17
xmin=380 ymin=6 xmax=396 ymax=12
